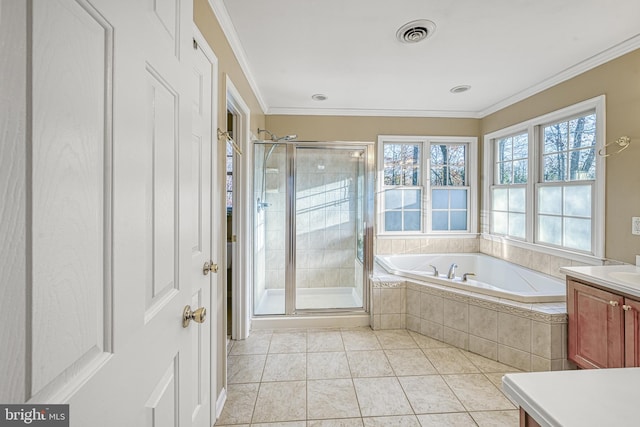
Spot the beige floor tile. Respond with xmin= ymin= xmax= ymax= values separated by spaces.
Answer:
xmin=227 ymin=354 xmax=266 ymax=384
xmin=362 ymin=415 xmax=420 ymax=426
xmin=269 ymin=331 xmax=307 ymax=353
xmin=416 ymin=412 xmax=477 ymax=426
xmin=398 ymin=375 xmax=465 ymax=414
xmin=483 ymin=372 xmax=520 ymax=405
xmin=229 ymin=333 xmax=272 ymax=355
xmin=353 ymin=377 xmax=413 ymax=417
xmin=262 ymin=353 xmax=306 ymax=381
xmin=470 ymin=410 xmax=519 ymax=427
xmin=221 ymin=327 xmax=526 ymax=427
xmin=463 ymin=351 xmax=521 ymax=373
xmin=347 ymin=351 xmax=394 ymax=377
xmin=408 ymin=331 xmax=451 ymax=349
xmin=422 ymin=348 xmax=479 ymax=374
xmin=252 ymin=423 xmax=306 ymax=427
xmin=308 ymin=331 xmax=345 ymax=352
xmin=483 ymin=372 xmax=507 ymax=389
xmin=308 ymin=419 xmax=364 ymax=427
xmin=252 ymin=381 xmax=307 ymax=423
xmin=374 ymin=330 xmax=418 ymax=349
xmin=215 ymin=383 xmax=258 ymax=425
xmin=341 ymin=330 xmax=381 ymax=351
xmin=307 ymin=379 xmax=361 ymax=420
xmin=443 ymin=374 xmax=516 ymax=411
xmin=385 ymin=349 xmax=437 ymax=376
xmin=307 ymin=351 xmax=351 ymax=379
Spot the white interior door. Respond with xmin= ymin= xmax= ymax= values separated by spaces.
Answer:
xmin=0 ymin=0 xmax=203 ymax=425
xmin=190 ymin=38 xmax=216 ymax=427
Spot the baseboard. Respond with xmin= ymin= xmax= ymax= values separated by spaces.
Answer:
xmin=251 ymin=313 xmax=370 ymax=330
xmin=215 ymin=387 xmax=227 ymax=420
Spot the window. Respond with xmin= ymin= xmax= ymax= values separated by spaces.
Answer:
xmin=382 ymin=143 xmax=422 ymax=232
xmin=490 ymin=133 xmax=528 ymax=239
xmin=537 ymin=114 xmax=596 ymax=251
xmin=378 ymin=136 xmax=477 ymax=234
xmin=484 ymin=96 xmax=605 ymax=257
xmin=226 ymin=140 xmax=233 ymax=213
xmin=430 ymin=143 xmax=469 ymax=231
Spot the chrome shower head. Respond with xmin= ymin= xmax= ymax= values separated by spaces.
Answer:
xmin=257 ymin=128 xmax=296 ymax=142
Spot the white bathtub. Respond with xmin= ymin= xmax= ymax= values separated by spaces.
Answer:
xmin=376 ymin=253 xmax=565 ymax=303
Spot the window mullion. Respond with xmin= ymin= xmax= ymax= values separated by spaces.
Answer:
xmin=423 ymin=143 xmax=430 ymax=233
xmin=528 ymin=124 xmax=538 ymax=244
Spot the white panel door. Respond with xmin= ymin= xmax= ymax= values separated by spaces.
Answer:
xmin=189 ymin=40 xmax=215 ymax=427
xmin=0 ymin=0 xmax=201 ymax=426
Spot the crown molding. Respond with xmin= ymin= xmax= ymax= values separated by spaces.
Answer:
xmin=478 ymin=33 xmax=640 ymax=117
xmin=202 ymin=4 xmax=640 ymax=120
xmin=207 ymin=0 xmax=268 ymax=114
xmin=267 ymin=107 xmax=482 ymax=119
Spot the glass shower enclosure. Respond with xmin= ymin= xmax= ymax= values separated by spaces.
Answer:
xmin=253 ymin=142 xmax=373 ymax=315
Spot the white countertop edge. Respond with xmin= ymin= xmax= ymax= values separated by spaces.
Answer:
xmin=561 ymin=265 xmax=640 ymax=297
xmin=502 ymin=375 xmax=560 ymax=427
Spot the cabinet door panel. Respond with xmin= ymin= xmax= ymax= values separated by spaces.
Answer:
xmin=568 ymin=279 xmax=624 ymax=369
xmin=624 ymin=297 xmax=640 ymax=367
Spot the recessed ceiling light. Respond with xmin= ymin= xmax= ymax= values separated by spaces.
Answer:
xmin=311 ymin=94 xmax=328 ymax=101
xmin=450 ymin=85 xmax=471 ymax=94
xmin=396 ymin=20 xmax=436 ymax=44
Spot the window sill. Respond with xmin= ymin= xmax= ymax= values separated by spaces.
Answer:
xmin=480 ymin=233 xmax=606 ymax=266
xmin=377 ymin=233 xmax=479 ymax=239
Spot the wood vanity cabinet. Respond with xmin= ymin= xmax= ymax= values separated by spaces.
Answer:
xmin=519 ymin=408 xmax=542 ymax=427
xmin=567 ymin=278 xmax=640 ymax=368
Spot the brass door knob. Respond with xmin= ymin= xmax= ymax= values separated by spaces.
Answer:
xmin=182 ymin=305 xmax=207 ymax=328
xmin=203 ymin=261 xmax=219 ymax=275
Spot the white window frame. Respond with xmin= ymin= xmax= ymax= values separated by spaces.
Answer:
xmin=489 ymin=131 xmax=530 ymax=240
xmin=377 ymin=135 xmax=478 ymax=236
xmin=482 ymin=95 xmax=606 ymax=261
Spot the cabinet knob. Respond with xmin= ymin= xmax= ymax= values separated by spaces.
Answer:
xmin=623 ymin=304 xmax=632 ymax=311
xmin=609 ymin=300 xmax=619 ymax=307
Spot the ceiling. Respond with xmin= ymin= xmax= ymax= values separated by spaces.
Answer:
xmin=216 ymin=0 xmax=640 ymax=118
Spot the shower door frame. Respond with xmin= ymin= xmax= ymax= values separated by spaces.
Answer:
xmin=254 ymin=141 xmax=375 ymax=317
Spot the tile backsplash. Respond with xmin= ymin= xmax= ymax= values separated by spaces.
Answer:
xmin=375 ymin=235 xmax=609 ymax=279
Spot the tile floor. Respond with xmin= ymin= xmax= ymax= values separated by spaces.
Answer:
xmin=216 ymin=327 xmax=521 ymax=427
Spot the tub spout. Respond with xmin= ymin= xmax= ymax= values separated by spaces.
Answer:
xmin=429 ymin=264 xmax=439 ymax=276
xmin=462 ymin=272 xmax=476 ymax=282
xmin=447 ymin=263 xmax=458 ymax=279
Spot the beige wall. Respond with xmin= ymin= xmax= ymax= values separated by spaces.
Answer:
xmin=193 ymin=0 xmax=265 ymax=132
xmin=265 ymin=115 xmax=480 ymax=142
xmin=482 ymin=49 xmax=640 ymax=264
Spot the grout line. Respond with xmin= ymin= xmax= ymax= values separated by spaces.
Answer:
xmin=222 ymin=326 xmax=522 ymax=426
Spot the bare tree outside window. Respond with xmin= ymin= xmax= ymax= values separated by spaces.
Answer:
xmin=543 ymin=114 xmax=596 ymax=182
xmin=384 ymin=143 xmax=420 ymax=186
xmin=431 ymin=144 xmax=466 ymax=186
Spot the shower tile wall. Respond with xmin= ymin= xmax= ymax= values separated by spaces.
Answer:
xmin=295 ymin=150 xmax=358 ymax=289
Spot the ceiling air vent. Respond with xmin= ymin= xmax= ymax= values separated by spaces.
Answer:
xmin=396 ymin=20 xmax=436 ymax=44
